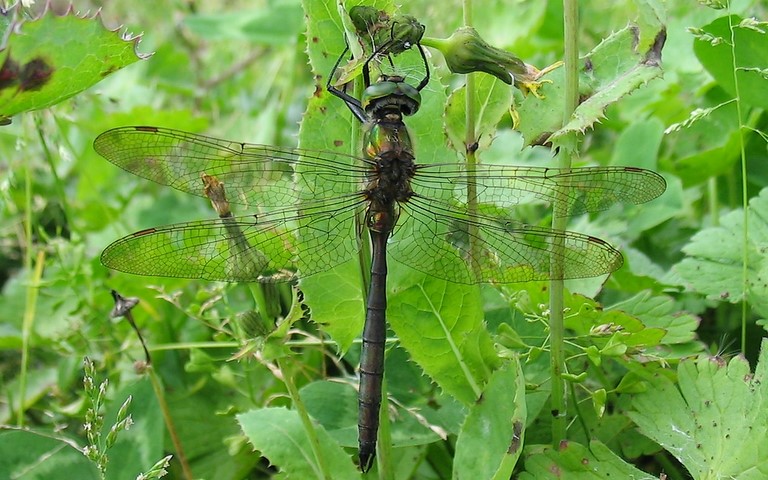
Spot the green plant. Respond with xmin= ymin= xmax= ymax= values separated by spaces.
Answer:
xmin=1 ymin=0 xmax=767 ymax=479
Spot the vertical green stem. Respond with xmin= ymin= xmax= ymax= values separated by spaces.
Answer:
xmin=462 ymin=0 xmax=482 ymax=282
xmin=147 ymin=368 xmax=194 ymax=480
xmin=277 ymin=358 xmax=331 ymax=479
xmin=707 ymin=178 xmax=720 ymax=227
xmin=726 ymin=7 xmax=748 ymax=354
xmin=549 ymin=0 xmax=579 ymax=445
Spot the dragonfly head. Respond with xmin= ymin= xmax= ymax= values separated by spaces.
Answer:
xmin=362 ymin=75 xmax=421 ymax=119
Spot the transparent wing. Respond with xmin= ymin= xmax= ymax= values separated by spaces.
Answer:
xmin=389 ymin=197 xmax=623 ymax=284
xmin=412 ymin=164 xmax=666 ymax=217
xmin=93 ymin=126 xmax=370 ymax=208
xmin=101 ymin=196 xmax=363 ymax=282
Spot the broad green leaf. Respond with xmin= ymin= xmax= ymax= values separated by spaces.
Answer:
xmin=675 ymin=186 xmax=768 ymax=318
xmin=165 ymin=377 xmax=259 ymax=479
xmin=0 ymin=5 xmax=147 ymax=122
xmin=301 ymin=378 xmax=444 ymax=452
xmin=238 ymin=407 xmax=359 ymax=479
xmin=388 ymin=263 xmax=497 ymax=405
xmin=693 ymin=15 xmax=768 ymax=110
xmin=519 ymin=440 xmax=655 ymax=479
xmin=300 ymin=380 xmax=358 ymax=447
xmin=518 ymin=0 xmax=665 ymax=146
xmin=0 ymin=428 xmax=99 ymax=480
xmin=453 ymin=357 xmax=526 ymax=480
xmin=298 ymin=0 xmax=368 ymax=352
xmin=629 ymin=340 xmax=768 ymax=479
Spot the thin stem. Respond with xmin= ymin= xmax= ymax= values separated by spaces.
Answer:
xmin=147 ymin=368 xmax=194 ymax=480
xmin=707 ymin=177 xmax=720 ymax=227
xmin=726 ymin=7 xmax=749 ymax=354
xmin=549 ymin=0 xmax=580 ymax=446
xmin=276 ymin=358 xmax=331 ymax=479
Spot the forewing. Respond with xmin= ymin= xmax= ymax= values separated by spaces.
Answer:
xmin=93 ymin=126 xmax=370 ymax=208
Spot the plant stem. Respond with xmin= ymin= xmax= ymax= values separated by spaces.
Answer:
xmin=726 ymin=6 xmax=749 ymax=354
xmin=549 ymin=0 xmax=580 ymax=446
xmin=276 ymin=358 xmax=331 ymax=479
xmin=147 ymin=368 xmax=194 ymax=480
xmin=460 ymin=0 xmax=483 ymax=287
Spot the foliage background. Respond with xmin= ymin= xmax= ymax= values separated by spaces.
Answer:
xmin=1 ymin=0 xmax=767 ymax=479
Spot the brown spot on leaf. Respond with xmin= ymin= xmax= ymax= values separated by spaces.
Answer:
xmin=334 ymin=140 xmax=343 ymax=147
xmin=101 ymin=65 xmax=118 ymax=77
xmin=19 ymin=57 xmax=53 ymax=91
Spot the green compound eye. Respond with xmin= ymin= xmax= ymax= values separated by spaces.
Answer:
xmin=361 ymin=78 xmax=422 ymax=116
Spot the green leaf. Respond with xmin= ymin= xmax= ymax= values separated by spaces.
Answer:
xmin=388 ymin=264 xmax=497 ymax=405
xmin=609 ymin=291 xmax=699 ymax=345
xmin=0 ymin=428 xmax=100 ymax=480
xmin=675 ymin=186 xmax=768 ymax=318
xmin=298 ymin=0 xmax=366 ymax=352
xmin=453 ymin=358 xmax=526 ymax=479
xmin=519 ymin=440 xmax=654 ymax=479
xmin=0 ymin=5 xmax=147 ymax=122
xmin=629 ymin=340 xmax=768 ymax=479
xmin=518 ymin=2 xmax=665 ymax=146
xmin=238 ymin=407 xmax=359 ymax=479
xmin=300 ymin=380 xmax=358 ymax=447
xmin=694 ymin=15 xmax=768 ymax=110
xmin=666 ymin=98 xmax=743 ymax=186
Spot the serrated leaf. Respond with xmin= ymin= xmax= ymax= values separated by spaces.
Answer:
xmin=609 ymin=291 xmax=699 ymax=345
xmin=0 ymin=5 xmax=147 ymax=122
xmin=453 ymin=358 xmax=525 ymax=479
xmin=519 ymin=440 xmax=655 ymax=479
xmin=518 ymin=6 xmax=665 ymax=146
xmin=388 ymin=264 xmax=498 ymax=405
xmin=694 ymin=15 xmax=768 ymax=110
xmin=629 ymin=340 xmax=768 ymax=479
xmin=238 ymin=407 xmax=359 ymax=479
xmin=675 ymin=186 xmax=768 ymax=318
xmin=299 ymin=262 xmax=365 ymax=353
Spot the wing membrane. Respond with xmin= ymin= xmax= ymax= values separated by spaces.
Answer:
xmin=94 ymin=126 xmax=370 ymax=208
xmin=389 ymin=197 xmax=623 ymax=284
xmin=101 ymin=196 xmax=362 ymax=282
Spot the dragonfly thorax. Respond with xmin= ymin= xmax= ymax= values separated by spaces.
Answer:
xmin=362 ymin=75 xmax=421 ymax=118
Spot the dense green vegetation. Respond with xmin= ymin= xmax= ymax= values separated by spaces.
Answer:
xmin=1 ymin=0 xmax=767 ymax=479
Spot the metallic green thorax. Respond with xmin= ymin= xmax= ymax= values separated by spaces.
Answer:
xmin=360 ymin=77 xmax=419 ymax=235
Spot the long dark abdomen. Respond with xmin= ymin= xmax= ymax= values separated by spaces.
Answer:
xmin=358 ymin=228 xmax=388 ymax=472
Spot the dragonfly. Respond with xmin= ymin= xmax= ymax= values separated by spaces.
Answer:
xmin=94 ymin=37 xmax=666 ymax=472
